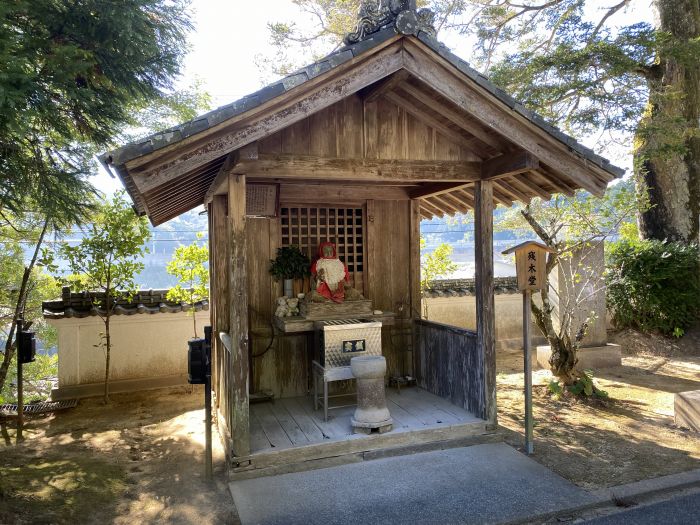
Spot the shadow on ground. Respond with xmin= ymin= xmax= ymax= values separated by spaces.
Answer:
xmin=0 ymin=387 xmax=238 ymax=525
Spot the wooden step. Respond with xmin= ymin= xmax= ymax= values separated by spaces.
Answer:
xmin=229 ymin=422 xmax=499 ymax=481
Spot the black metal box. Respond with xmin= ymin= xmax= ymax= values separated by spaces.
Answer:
xmin=18 ymin=330 xmax=36 ymax=364
xmin=188 ymin=338 xmax=208 ymax=384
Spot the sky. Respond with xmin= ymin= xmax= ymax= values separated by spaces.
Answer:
xmin=93 ymin=0 xmax=655 ymax=199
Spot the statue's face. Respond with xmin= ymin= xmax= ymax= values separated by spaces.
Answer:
xmin=322 ymin=244 xmax=334 ymax=258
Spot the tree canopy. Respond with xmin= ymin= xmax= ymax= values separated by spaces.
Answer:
xmin=0 ymin=0 xmax=193 ymax=223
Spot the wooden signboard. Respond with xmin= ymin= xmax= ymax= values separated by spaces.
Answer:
xmin=246 ymin=183 xmax=279 ymax=217
xmin=502 ymin=241 xmax=554 ymax=291
xmin=502 ymin=240 xmax=556 ymax=456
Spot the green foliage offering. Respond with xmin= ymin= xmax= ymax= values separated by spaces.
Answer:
xmin=166 ymin=236 xmax=209 ymax=338
xmin=60 ymin=193 xmax=151 ymax=403
xmin=269 ymin=246 xmax=311 ymax=281
xmin=606 ymin=239 xmax=700 ymax=336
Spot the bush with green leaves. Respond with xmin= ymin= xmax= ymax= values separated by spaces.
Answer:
xmin=269 ymin=246 xmax=311 ymax=281
xmin=606 ymin=240 xmax=700 ymax=336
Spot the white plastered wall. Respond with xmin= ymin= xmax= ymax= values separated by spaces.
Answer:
xmin=49 ymin=310 xmax=210 ymax=387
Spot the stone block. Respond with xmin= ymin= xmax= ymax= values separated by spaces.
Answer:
xmin=675 ymin=390 xmax=700 ymax=432
xmin=536 ymin=343 xmax=621 ymax=371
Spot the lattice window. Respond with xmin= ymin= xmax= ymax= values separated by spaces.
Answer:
xmin=280 ymin=206 xmax=365 ymax=291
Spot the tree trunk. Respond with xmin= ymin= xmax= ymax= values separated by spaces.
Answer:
xmin=636 ymin=0 xmax=700 ymax=243
xmin=0 ymin=218 xmax=50 ymax=393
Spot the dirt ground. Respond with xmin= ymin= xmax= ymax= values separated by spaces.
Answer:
xmin=1 ymin=326 xmax=698 ymax=523
xmin=497 ymin=325 xmax=700 ymax=490
xmin=0 ymin=387 xmax=238 ymax=525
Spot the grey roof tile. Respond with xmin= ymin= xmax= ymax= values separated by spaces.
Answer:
xmin=305 ymin=60 xmax=332 ymax=79
xmin=180 ymin=117 xmax=209 ymax=138
xmin=282 ymin=72 xmax=309 ymax=90
xmin=255 ymin=81 xmax=287 ymax=104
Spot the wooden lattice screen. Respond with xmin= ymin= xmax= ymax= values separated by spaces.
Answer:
xmin=280 ymin=206 xmax=365 ymax=292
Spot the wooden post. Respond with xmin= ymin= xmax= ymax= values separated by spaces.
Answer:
xmin=212 ymin=196 xmax=230 ymax=406
xmin=409 ymin=199 xmax=422 ymax=378
xmin=474 ymin=180 xmax=496 ymax=425
xmin=228 ymin=173 xmax=250 ymax=457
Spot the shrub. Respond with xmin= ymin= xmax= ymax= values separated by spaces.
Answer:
xmin=606 ymin=239 xmax=700 ymax=335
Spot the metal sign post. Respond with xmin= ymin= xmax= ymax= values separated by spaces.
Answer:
xmin=204 ymin=332 xmax=213 ymax=481
xmin=188 ymin=326 xmax=213 ymax=481
xmin=503 ymin=241 xmax=555 ymax=456
xmin=16 ymin=319 xmax=24 ymax=444
xmin=522 ymin=290 xmax=533 ymax=455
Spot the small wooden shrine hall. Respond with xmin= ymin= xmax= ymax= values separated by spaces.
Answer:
xmin=101 ymin=1 xmax=622 ymax=465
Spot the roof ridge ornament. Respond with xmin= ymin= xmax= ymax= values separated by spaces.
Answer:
xmin=344 ymin=0 xmax=437 ymax=45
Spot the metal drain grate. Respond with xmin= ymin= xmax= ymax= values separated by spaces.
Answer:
xmin=0 ymin=398 xmax=78 ymax=416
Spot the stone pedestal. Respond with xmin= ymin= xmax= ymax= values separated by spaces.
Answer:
xmin=351 ymin=356 xmax=393 ymax=434
xmin=536 ymin=343 xmax=622 ymax=371
xmin=675 ymin=390 xmax=700 ymax=432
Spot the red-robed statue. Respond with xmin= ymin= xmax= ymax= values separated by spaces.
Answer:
xmin=311 ymin=242 xmax=349 ymax=303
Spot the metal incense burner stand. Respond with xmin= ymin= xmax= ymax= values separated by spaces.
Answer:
xmin=312 ymin=319 xmax=382 ymax=421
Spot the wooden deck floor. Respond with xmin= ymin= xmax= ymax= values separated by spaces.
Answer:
xmin=250 ymin=387 xmax=485 ymax=457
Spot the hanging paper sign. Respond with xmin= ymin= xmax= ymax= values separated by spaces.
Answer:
xmin=502 ymin=241 xmax=555 ymax=291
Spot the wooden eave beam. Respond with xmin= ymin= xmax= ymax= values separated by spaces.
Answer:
xmin=231 ymin=154 xmax=482 ymax=182
xmin=409 ymin=182 xmax=472 ymax=199
xmin=481 ymin=151 xmax=539 ymax=180
xmin=402 ymin=39 xmax=611 ymax=196
xmin=382 ymin=91 xmax=485 ymax=159
xmin=360 ymin=70 xmax=410 ymax=102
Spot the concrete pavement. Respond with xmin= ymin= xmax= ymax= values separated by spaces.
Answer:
xmin=229 ymin=443 xmax=597 ymax=525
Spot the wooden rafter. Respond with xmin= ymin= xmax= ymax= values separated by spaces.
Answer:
xmin=382 ymin=91 xmax=485 ymax=159
xmin=360 ymin=70 xmax=410 ymax=102
xmin=494 ymin=179 xmax=531 ymax=204
xmin=508 ymin=173 xmax=551 ymax=200
xmin=399 ymin=82 xmax=504 ymax=151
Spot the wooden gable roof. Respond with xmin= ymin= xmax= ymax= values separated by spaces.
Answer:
xmin=101 ymin=7 xmax=623 ymax=226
